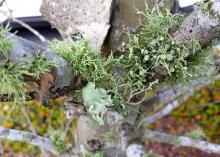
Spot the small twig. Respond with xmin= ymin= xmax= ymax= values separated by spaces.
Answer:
xmin=143 ymin=129 xmax=220 ymax=155
xmin=20 ymin=105 xmax=50 ymax=157
xmin=64 ymin=117 xmax=74 ymax=135
xmin=140 ymin=74 xmax=220 ymax=127
xmin=140 ymin=101 xmax=180 ymax=127
xmin=20 ymin=105 xmax=36 ymax=134
xmin=0 ymin=3 xmax=49 ymax=44
xmin=11 ymin=18 xmax=49 ymax=44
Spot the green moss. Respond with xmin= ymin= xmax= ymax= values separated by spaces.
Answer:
xmin=49 ymin=129 xmax=71 ymax=154
xmin=84 ymin=150 xmax=104 ymax=157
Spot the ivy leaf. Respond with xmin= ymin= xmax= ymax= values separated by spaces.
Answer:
xmin=82 ymin=82 xmax=114 ymax=125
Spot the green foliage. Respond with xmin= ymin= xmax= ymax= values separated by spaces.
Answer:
xmin=0 ymin=27 xmax=58 ymax=102
xmin=49 ymin=129 xmax=71 ymax=154
xmin=82 ymin=82 xmax=114 ymax=125
xmin=196 ymin=0 xmax=216 ymax=17
xmin=0 ymin=54 xmax=57 ymax=102
xmin=50 ymin=39 xmax=114 ymax=87
xmin=29 ymin=53 xmax=58 ymax=79
xmin=185 ymin=129 xmax=206 ymax=139
xmin=119 ymin=5 xmax=205 ymax=88
xmin=166 ymin=46 xmax=214 ymax=84
xmin=103 ymin=131 xmax=118 ymax=146
xmin=117 ymin=3 xmax=216 ymax=94
xmin=0 ymin=27 xmax=12 ymax=56
xmin=143 ymin=153 xmax=163 ymax=157
xmin=0 ymin=60 xmax=30 ymax=101
xmin=83 ymin=150 xmax=104 ymax=157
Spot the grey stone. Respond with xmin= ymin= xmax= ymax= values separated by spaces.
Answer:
xmin=40 ymin=0 xmax=114 ymax=50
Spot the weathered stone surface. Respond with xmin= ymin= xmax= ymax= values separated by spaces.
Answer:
xmin=76 ymin=115 xmax=107 ymax=144
xmin=104 ymin=0 xmax=155 ymax=52
xmin=104 ymin=0 xmax=173 ymax=52
xmin=40 ymin=0 xmax=114 ymax=50
xmin=4 ymin=33 xmax=74 ymax=97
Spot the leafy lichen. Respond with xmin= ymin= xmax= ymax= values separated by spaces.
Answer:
xmin=82 ymin=82 xmax=114 ymax=125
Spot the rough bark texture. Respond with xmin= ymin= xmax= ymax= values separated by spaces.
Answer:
xmin=40 ymin=0 xmax=114 ymax=50
xmin=143 ymin=129 xmax=220 ymax=155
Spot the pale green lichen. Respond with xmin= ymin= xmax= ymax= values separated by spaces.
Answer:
xmin=103 ymin=131 xmax=118 ymax=146
xmin=119 ymin=5 xmax=212 ymax=88
xmin=49 ymin=129 xmax=71 ymax=154
xmin=196 ymin=0 xmax=216 ymax=18
xmin=0 ymin=27 xmax=57 ymax=102
xmin=50 ymin=39 xmax=114 ymax=87
xmin=82 ymin=82 xmax=114 ymax=125
xmin=185 ymin=129 xmax=206 ymax=140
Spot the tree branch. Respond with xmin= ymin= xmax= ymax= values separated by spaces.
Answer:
xmin=0 ymin=126 xmax=55 ymax=154
xmin=143 ymin=129 xmax=220 ymax=155
xmin=140 ymin=74 xmax=220 ymax=127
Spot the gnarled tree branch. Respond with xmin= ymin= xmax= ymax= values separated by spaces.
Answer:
xmin=143 ymin=129 xmax=220 ymax=155
xmin=0 ymin=126 xmax=55 ymax=153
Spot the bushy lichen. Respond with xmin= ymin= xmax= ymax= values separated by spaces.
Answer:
xmin=0 ymin=27 xmax=12 ymax=56
xmin=0 ymin=28 xmax=57 ymax=102
xmin=84 ymin=150 xmax=104 ymax=157
xmin=103 ymin=131 xmax=118 ymax=146
xmin=50 ymin=39 xmax=114 ymax=87
xmin=29 ymin=53 xmax=58 ymax=79
xmin=119 ymin=5 xmax=210 ymax=88
xmin=0 ymin=60 xmax=28 ymax=101
xmin=196 ymin=0 xmax=216 ymax=18
xmin=0 ymin=54 xmax=57 ymax=102
xmin=49 ymin=129 xmax=71 ymax=154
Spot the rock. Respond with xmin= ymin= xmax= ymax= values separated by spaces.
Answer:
xmin=104 ymin=0 xmax=173 ymax=53
xmin=4 ymin=33 xmax=74 ymax=97
xmin=40 ymin=0 xmax=173 ymax=52
xmin=76 ymin=115 xmax=107 ymax=144
xmin=40 ymin=0 xmax=114 ymax=50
